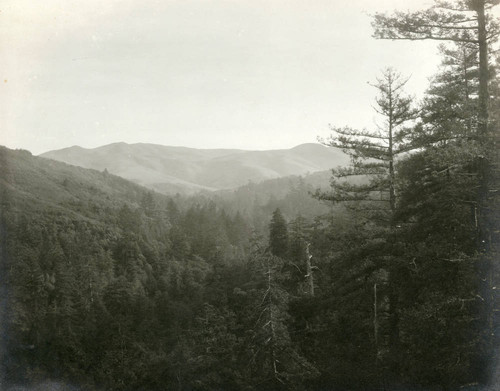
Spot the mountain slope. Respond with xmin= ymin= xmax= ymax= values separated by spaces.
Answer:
xmin=0 ymin=146 xmax=157 ymax=222
xmin=40 ymin=142 xmax=348 ymax=194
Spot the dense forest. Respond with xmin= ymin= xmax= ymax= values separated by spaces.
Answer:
xmin=1 ymin=1 xmax=499 ymax=390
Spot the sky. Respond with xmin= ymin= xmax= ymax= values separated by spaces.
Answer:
xmin=0 ymin=0 xmax=475 ymax=154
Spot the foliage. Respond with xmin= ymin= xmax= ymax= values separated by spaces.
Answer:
xmin=319 ymin=68 xmax=417 ymax=224
xmin=1 ymin=2 xmax=500 ymax=388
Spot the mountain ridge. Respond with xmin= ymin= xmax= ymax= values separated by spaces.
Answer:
xmin=40 ymin=142 xmax=348 ymax=194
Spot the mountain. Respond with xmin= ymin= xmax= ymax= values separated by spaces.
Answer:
xmin=40 ymin=142 xmax=348 ymax=194
xmin=0 ymin=146 xmax=157 ymax=221
xmin=0 ymin=146 xmax=335 ymax=235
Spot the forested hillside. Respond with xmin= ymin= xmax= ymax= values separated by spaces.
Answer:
xmin=0 ymin=146 xmax=334 ymax=390
xmin=40 ymin=143 xmax=348 ymax=194
xmin=1 ymin=1 xmax=499 ymax=390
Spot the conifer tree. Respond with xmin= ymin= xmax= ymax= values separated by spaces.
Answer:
xmin=269 ymin=208 xmax=289 ymax=259
xmin=372 ymin=0 xmax=500 ymax=136
xmin=246 ymin=252 xmax=318 ymax=389
xmin=320 ymin=67 xmax=417 ymax=223
xmin=373 ymin=2 xmax=500 ymax=384
xmin=318 ymin=68 xmax=418 ymax=382
xmin=415 ymin=41 xmax=480 ymax=145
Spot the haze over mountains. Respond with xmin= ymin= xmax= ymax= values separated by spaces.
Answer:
xmin=40 ymin=143 xmax=348 ymax=194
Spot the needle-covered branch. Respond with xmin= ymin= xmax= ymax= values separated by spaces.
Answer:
xmin=320 ymin=68 xmax=418 ymax=217
xmin=372 ymin=0 xmax=500 ymax=136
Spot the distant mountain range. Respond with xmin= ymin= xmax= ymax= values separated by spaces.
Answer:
xmin=40 ymin=143 xmax=348 ymax=194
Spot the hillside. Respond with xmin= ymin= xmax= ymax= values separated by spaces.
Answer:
xmin=0 ymin=146 xmax=156 ymax=221
xmin=0 ymin=146 xmax=336 ymax=231
xmin=0 ymin=146 xmax=252 ymax=389
xmin=0 ymin=145 xmax=350 ymax=237
xmin=40 ymin=142 xmax=348 ymax=194
xmin=0 ymin=145 xmax=344 ymax=391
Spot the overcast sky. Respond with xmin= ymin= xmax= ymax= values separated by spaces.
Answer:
xmin=0 ymin=0 xmax=473 ymax=154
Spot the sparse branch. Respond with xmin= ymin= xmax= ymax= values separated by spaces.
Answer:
xmin=372 ymin=1 xmax=499 ymax=136
xmin=321 ymin=68 xmax=417 ymax=215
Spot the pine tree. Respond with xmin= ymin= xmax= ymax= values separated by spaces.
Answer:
xmin=288 ymin=216 xmax=318 ymax=297
xmin=318 ymin=68 xmax=418 ymax=382
xmin=394 ymin=147 xmax=483 ymax=388
xmin=269 ymin=208 xmax=289 ymax=259
xmin=416 ymin=41 xmax=480 ymax=145
xmin=140 ymin=191 xmax=156 ymax=217
xmin=319 ymin=68 xmax=417 ymax=223
xmin=185 ymin=303 xmax=243 ymax=389
xmin=373 ymin=2 xmax=500 ymax=384
xmin=372 ymin=0 xmax=500 ymax=136
xmin=245 ymin=252 xmax=318 ymax=389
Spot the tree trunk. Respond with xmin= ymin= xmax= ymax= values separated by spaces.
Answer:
xmin=374 ymin=283 xmax=379 ymax=360
xmin=305 ymin=244 xmax=314 ymax=296
xmin=476 ymin=0 xmax=489 ymax=136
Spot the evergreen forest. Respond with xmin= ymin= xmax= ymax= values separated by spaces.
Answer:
xmin=1 ymin=1 xmax=500 ymax=390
